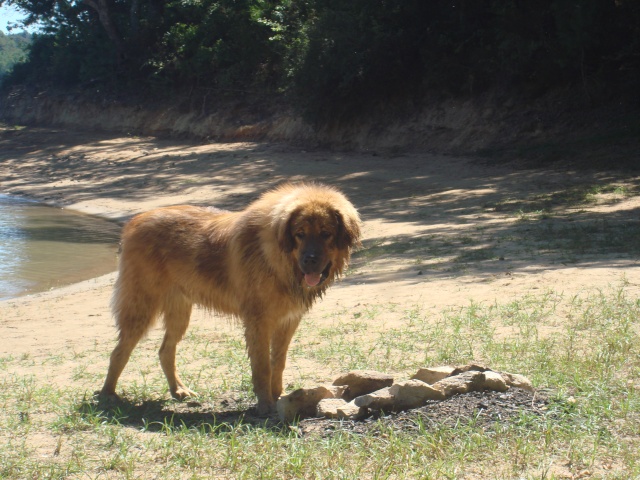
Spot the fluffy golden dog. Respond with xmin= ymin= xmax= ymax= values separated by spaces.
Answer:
xmin=100 ymin=183 xmax=361 ymax=413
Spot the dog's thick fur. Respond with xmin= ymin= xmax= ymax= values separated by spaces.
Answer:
xmin=100 ymin=183 xmax=361 ymax=413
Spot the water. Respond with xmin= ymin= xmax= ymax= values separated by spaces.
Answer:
xmin=0 ymin=194 xmax=121 ymax=300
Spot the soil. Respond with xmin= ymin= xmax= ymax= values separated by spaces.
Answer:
xmin=297 ymin=388 xmax=550 ymax=437
xmin=82 ymin=386 xmax=549 ymax=437
xmin=0 ymin=125 xmax=638 ymax=430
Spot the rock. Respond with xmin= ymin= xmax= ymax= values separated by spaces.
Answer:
xmin=388 ymin=380 xmax=446 ymax=410
xmin=326 ymin=385 xmax=348 ymax=398
xmin=411 ymin=366 xmax=455 ymax=384
xmin=353 ymin=387 xmax=396 ymax=410
xmin=500 ymin=372 xmax=534 ymax=392
xmin=317 ymin=398 xmax=349 ymax=419
xmin=449 ymin=365 xmax=533 ymax=392
xmin=333 ymin=370 xmax=394 ymax=401
xmin=276 ymin=385 xmax=335 ymax=422
xmin=450 ymin=363 xmax=491 ymax=375
xmin=481 ymin=370 xmax=509 ymax=392
xmin=433 ymin=371 xmax=486 ymax=397
xmin=282 ymin=366 xmax=534 ymax=421
xmin=336 ymin=401 xmax=365 ymax=420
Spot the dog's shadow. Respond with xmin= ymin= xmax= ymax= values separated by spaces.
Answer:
xmin=80 ymin=395 xmax=285 ymax=434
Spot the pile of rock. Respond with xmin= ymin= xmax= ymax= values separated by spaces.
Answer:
xmin=276 ymin=364 xmax=533 ymax=422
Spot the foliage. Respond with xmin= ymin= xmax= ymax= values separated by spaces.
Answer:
xmin=287 ymin=0 xmax=640 ymax=121
xmin=0 ymin=31 xmax=30 ymax=80
xmin=146 ymin=0 xmax=278 ymax=90
xmin=0 ymin=0 xmax=639 ymax=120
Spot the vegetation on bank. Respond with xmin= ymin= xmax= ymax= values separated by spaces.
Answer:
xmin=0 ymin=31 xmax=29 ymax=80
xmin=1 ymin=0 xmax=639 ymax=123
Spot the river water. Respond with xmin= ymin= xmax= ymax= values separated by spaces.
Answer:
xmin=0 ymin=194 xmax=121 ymax=300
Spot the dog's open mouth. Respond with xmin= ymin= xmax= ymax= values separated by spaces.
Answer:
xmin=302 ymin=263 xmax=332 ymax=287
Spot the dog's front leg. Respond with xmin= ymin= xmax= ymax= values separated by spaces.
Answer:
xmin=244 ymin=321 xmax=274 ymax=415
xmin=270 ymin=318 xmax=301 ymax=402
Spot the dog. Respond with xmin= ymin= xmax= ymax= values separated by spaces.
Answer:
xmin=99 ymin=183 xmax=361 ymax=414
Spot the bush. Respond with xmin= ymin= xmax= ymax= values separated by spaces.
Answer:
xmin=2 ymin=0 xmax=639 ymax=120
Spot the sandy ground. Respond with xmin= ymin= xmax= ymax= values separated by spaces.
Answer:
xmin=1 ymin=126 xmax=639 ymax=368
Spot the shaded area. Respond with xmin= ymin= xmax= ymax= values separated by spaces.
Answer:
xmin=477 ymin=114 xmax=640 ymax=171
xmin=85 ymin=396 xmax=285 ymax=433
xmin=82 ymin=388 xmax=551 ymax=438
xmin=349 ymin=208 xmax=640 ymax=286
xmin=3 ymin=0 xmax=639 ymax=135
xmin=1 ymin=127 xmax=639 ymax=293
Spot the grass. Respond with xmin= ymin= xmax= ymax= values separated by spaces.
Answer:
xmin=1 ymin=285 xmax=639 ymax=479
xmin=2 ymin=162 xmax=639 ymax=478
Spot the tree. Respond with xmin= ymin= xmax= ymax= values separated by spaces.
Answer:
xmin=0 ymin=31 xmax=30 ymax=79
xmin=80 ymin=0 xmax=125 ymax=58
xmin=1 ymin=0 xmax=638 ymax=119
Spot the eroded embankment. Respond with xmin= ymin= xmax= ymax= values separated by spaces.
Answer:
xmin=2 ymin=87 xmax=605 ymax=157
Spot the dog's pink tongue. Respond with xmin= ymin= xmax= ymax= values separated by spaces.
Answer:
xmin=304 ymin=273 xmax=322 ymax=287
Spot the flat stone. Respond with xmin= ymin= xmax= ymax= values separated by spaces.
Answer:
xmin=353 ymin=387 xmax=395 ymax=410
xmin=317 ymin=398 xmax=348 ymax=419
xmin=333 ymin=370 xmax=394 ymax=401
xmin=276 ymin=385 xmax=334 ymax=422
xmin=326 ymin=385 xmax=348 ymax=398
xmin=337 ymin=401 xmax=365 ymax=420
xmin=388 ymin=379 xmax=446 ymax=409
xmin=433 ymin=371 xmax=486 ymax=397
xmin=411 ymin=366 xmax=455 ymax=384
xmin=450 ymin=363 xmax=491 ymax=375
xmin=482 ymin=370 xmax=510 ymax=392
xmin=500 ymin=372 xmax=534 ymax=392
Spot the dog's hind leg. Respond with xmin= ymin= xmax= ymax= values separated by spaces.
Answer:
xmin=159 ymin=293 xmax=196 ymax=400
xmin=100 ymin=281 xmax=161 ymax=399
xmin=101 ymin=300 xmax=158 ymax=399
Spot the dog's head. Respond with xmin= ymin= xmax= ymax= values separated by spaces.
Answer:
xmin=275 ymin=186 xmax=361 ymax=288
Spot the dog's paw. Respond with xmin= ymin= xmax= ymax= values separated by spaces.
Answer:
xmin=94 ymin=389 xmax=121 ymax=404
xmin=171 ymin=386 xmax=198 ymax=400
xmin=255 ymin=400 xmax=276 ymax=416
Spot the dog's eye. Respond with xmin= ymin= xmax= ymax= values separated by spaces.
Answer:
xmin=320 ymin=231 xmax=332 ymax=240
xmin=295 ymin=232 xmax=306 ymax=240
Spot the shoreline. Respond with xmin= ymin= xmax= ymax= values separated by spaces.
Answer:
xmin=0 ymin=191 xmax=122 ymax=302
xmin=1 ymin=126 xmax=639 ymax=356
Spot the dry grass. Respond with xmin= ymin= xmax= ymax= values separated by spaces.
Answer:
xmin=1 ymin=284 xmax=639 ymax=479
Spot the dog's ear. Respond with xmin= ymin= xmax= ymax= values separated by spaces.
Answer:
xmin=276 ymin=208 xmax=299 ymax=253
xmin=335 ymin=207 xmax=362 ymax=250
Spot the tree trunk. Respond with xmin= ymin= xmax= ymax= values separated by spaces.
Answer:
xmin=82 ymin=0 xmax=126 ymax=59
xmin=130 ymin=0 xmax=141 ymax=38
